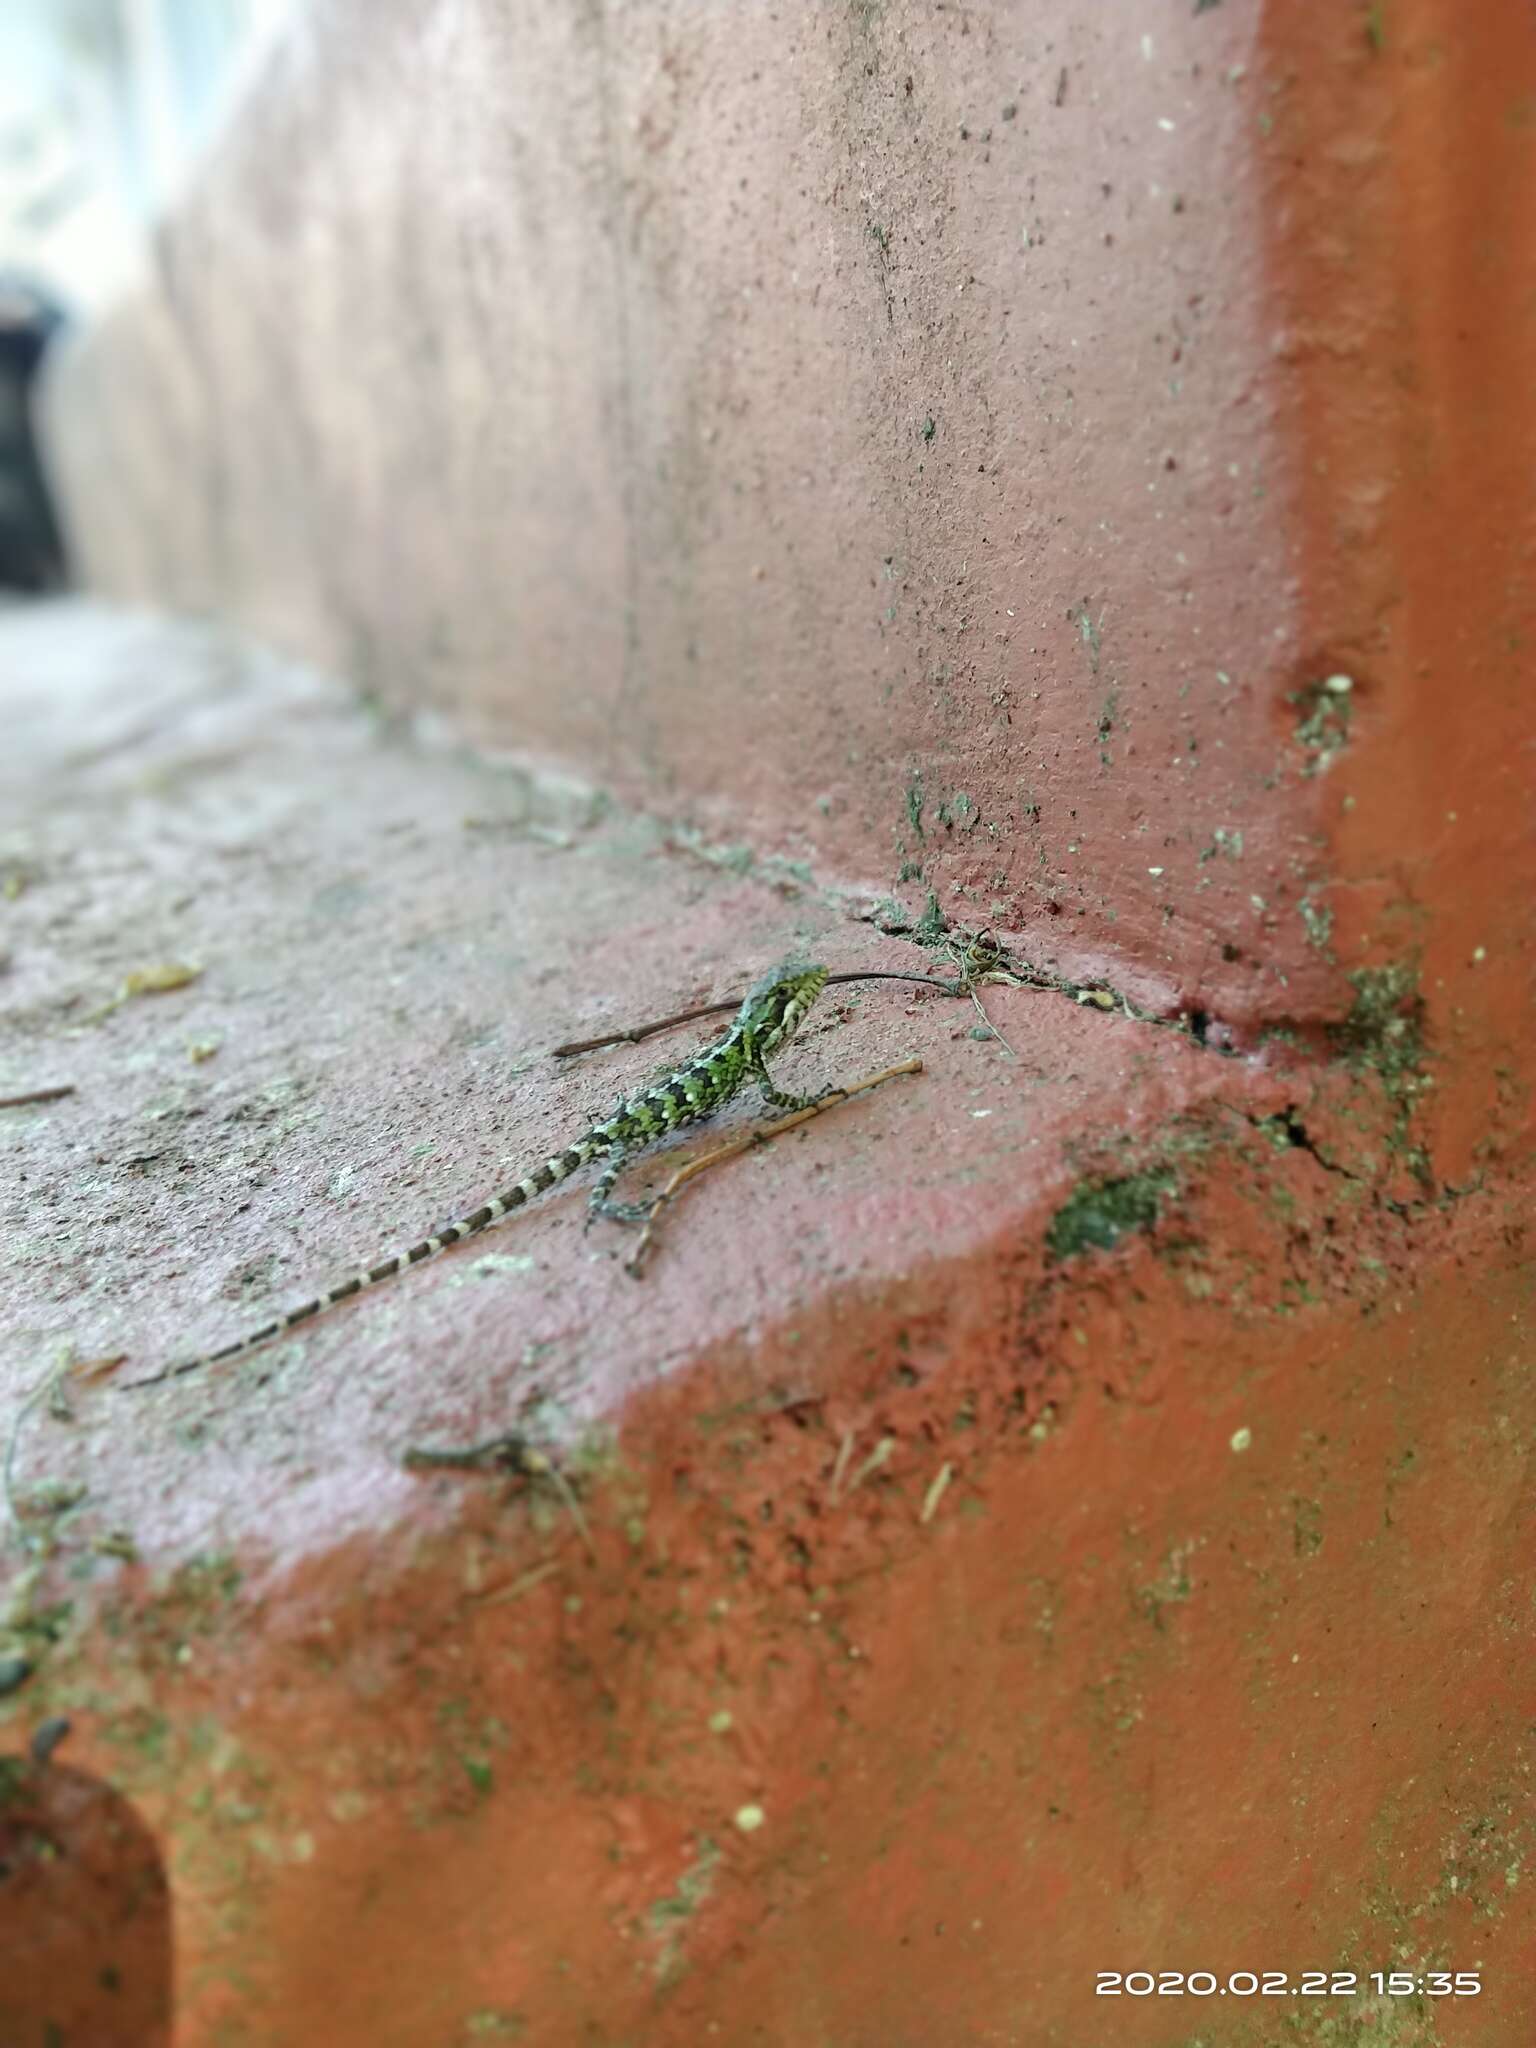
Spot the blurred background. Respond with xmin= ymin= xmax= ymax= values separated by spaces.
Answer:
xmin=0 ymin=0 xmax=295 ymax=589
xmin=0 ymin=0 xmax=295 ymax=309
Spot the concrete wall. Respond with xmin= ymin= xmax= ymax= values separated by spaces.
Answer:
xmin=44 ymin=0 xmax=1344 ymax=1037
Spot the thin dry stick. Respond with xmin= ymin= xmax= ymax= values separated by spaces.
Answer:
xmin=474 ymin=1559 xmax=563 ymax=1606
xmin=551 ymin=974 xmax=959 ymax=1059
xmin=966 ymin=985 xmax=1018 ymax=1059
xmin=0 ymin=1085 xmax=75 ymax=1110
xmin=552 ymin=998 xmax=730 ymax=1058
xmin=403 ymin=1434 xmax=596 ymax=1560
xmin=542 ymin=1464 xmax=597 ymax=1562
xmin=936 ymin=929 xmax=1030 ymax=1058
xmin=623 ymin=1058 xmax=923 ymax=1275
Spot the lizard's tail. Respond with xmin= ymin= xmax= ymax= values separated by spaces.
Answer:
xmin=124 ymin=1139 xmax=604 ymax=1390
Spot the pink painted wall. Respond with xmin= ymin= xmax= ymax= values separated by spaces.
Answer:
xmin=45 ymin=0 xmax=1344 ymax=1036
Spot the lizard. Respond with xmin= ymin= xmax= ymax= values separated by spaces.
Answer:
xmin=125 ymin=960 xmax=833 ymax=1389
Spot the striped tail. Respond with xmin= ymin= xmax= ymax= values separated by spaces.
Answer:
xmin=124 ymin=1136 xmax=605 ymax=1389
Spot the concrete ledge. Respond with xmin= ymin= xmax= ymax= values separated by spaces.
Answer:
xmin=2 ymin=604 xmax=1532 ymax=2041
xmin=2 ymin=603 xmax=1254 ymax=1577
xmin=10 ymin=0 xmax=1536 ymax=2035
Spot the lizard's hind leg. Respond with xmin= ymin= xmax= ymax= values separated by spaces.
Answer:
xmin=585 ymin=1150 xmax=655 ymax=1228
xmin=752 ymin=1057 xmax=831 ymax=1116
xmin=591 ymin=1195 xmax=656 ymax=1226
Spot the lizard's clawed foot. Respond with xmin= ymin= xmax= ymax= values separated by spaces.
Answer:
xmin=759 ymin=1087 xmax=838 ymax=1115
xmin=591 ymin=1197 xmax=655 ymax=1227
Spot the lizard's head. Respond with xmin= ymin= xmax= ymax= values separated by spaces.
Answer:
xmin=739 ymin=959 xmax=830 ymax=1054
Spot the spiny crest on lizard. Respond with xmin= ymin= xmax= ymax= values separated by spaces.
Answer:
xmin=125 ymin=959 xmax=833 ymax=1389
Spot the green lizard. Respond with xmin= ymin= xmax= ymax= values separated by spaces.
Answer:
xmin=126 ymin=961 xmax=832 ymax=1388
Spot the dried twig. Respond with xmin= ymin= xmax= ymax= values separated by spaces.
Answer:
xmin=401 ymin=1432 xmax=546 ymax=1476
xmin=623 ymin=1058 xmax=923 ymax=1275
xmin=552 ymin=998 xmax=733 ymax=1058
xmin=0 ymin=1085 xmax=75 ymax=1110
xmin=933 ymin=926 xmax=1056 ymax=1058
xmin=474 ymin=1559 xmax=563 ymax=1606
xmin=402 ymin=1432 xmax=595 ymax=1560
xmin=551 ymin=973 xmax=959 ymax=1058
xmin=535 ymin=1463 xmax=596 ymax=1561
xmin=966 ymin=985 xmax=1018 ymax=1058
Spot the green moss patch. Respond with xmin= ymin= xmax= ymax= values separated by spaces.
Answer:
xmin=1046 ymin=1170 xmax=1177 ymax=1260
xmin=1330 ymin=963 xmax=1425 ymax=1086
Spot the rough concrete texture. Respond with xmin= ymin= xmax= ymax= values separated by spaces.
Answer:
xmin=41 ymin=3 xmax=1535 ymax=1090
xmin=2 ymin=603 xmax=1253 ymax=1574
xmin=41 ymin=0 xmax=1342 ymax=1040
xmin=8 ymin=0 xmax=1536 ymax=2039
xmin=1 ymin=605 xmax=1531 ymax=2043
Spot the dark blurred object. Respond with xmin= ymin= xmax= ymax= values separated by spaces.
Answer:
xmin=0 ymin=275 xmax=68 ymax=593
xmin=0 ymin=1752 xmax=172 ymax=2047
xmin=29 ymin=1715 xmax=72 ymax=1766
